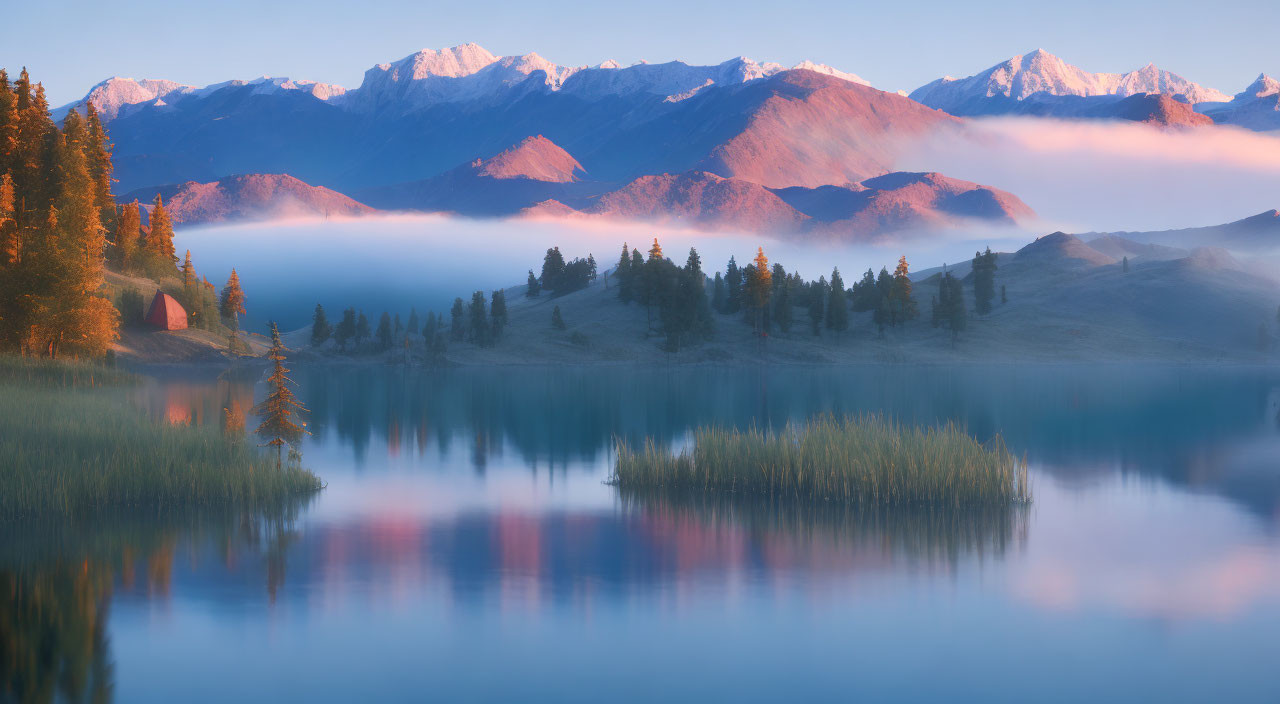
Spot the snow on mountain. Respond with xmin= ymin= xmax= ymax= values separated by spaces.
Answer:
xmin=65 ymin=44 xmax=875 ymax=120
xmin=909 ymin=49 xmax=1229 ymax=115
xmin=1198 ymin=74 xmax=1280 ymax=131
xmin=791 ymin=61 xmax=870 ymax=87
xmin=59 ymin=74 xmax=346 ymax=121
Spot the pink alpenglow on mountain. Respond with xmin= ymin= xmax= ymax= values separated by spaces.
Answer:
xmin=474 ymin=136 xmax=588 ymax=182
xmin=531 ymin=169 xmax=1033 ymax=240
xmin=121 ymin=174 xmax=374 ymax=226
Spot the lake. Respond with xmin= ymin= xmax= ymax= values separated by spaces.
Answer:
xmin=5 ymin=364 xmax=1280 ymax=702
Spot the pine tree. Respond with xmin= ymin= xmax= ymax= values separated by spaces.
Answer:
xmin=551 ymin=305 xmax=566 ymax=330
xmin=490 ymin=289 xmax=508 ymax=339
xmin=376 ymin=312 xmax=392 ymax=350
xmin=712 ymin=272 xmax=725 ymax=313
xmin=254 ymin=322 xmax=307 ymax=470
xmin=450 ymin=297 xmax=465 ymax=341
xmin=587 ymin=253 xmax=597 ymax=281
xmin=851 ymin=268 xmax=878 ymax=312
xmin=640 ymin=238 xmax=667 ymax=330
xmin=311 ymin=304 xmax=331 ymax=346
xmin=355 ymin=312 xmax=370 ymax=347
xmin=616 ymin=242 xmax=634 ymax=302
xmin=219 ymin=268 xmax=246 ymax=329
xmin=145 ymin=194 xmax=177 ymax=277
xmin=1122 ymin=256 xmax=1130 ymax=273
xmin=825 ymin=267 xmax=848 ymax=339
xmin=181 ymin=250 xmax=195 ymax=287
xmin=113 ymin=201 xmax=141 ymax=270
xmin=526 ymin=269 xmax=541 ymax=298
xmin=972 ymin=247 xmax=997 ymax=315
xmin=771 ymin=263 xmax=793 ymax=333
xmin=890 ymin=256 xmax=917 ymax=326
xmin=724 ymin=256 xmax=742 ymax=314
xmin=407 ymin=308 xmax=419 ymax=336
xmin=808 ymin=276 xmax=826 ymax=336
xmin=541 ymin=247 xmax=566 ymax=292
xmin=468 ymin=291 xmax=489 ymax=346
xmin=744 ymin=248 xmax=772 ymax=336
xmin=335 ymin=307 xmax=356 ymax=352
xmin=84 ymin=103 xmax=114 ymax=231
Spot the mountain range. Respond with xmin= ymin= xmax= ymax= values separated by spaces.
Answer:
xmin=58 ymin=44 xmax=1278 ymax=237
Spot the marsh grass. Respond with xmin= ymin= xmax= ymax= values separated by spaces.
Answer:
xmin=613 ymin=414 xmax=1030 ymax=506
xmin=0 ymin=358 xmax=322 ymax=519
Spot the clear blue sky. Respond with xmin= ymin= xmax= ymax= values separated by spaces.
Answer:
xmin=8 ymin=0 xmax=1278 ymax=106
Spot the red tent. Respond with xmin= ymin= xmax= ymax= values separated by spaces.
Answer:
xmin=145 ymin=290 xmax=188 ymax=330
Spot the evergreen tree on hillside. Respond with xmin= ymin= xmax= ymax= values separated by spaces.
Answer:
xmin=851 ymin=268 xmax=879 ymax=312
xmin=84 ymin=103 xmax=114 ymax=230
xmin=376 ymin=312 xmax=392 ymax=350
xmin=551 ymin=305 xmax=566 ymax=330
xmin=541 ymin=247 xmax=566 ymax=292
xmin=394 ymin=313 xmax=403 ymax=341
xmin=145 ymin=194 xmax=177 ymax=277
xmin=335 ymin=308 xmax=356 ymax=352
xmin=771 ymin=263 xmax=793 ymax=333
xmin=491 ymin=289 xmax=508 ymax=339
xmin=180 ymin=250 xmax=195 ymax=288
xmin=744 ymin=248 xmax=772 ymax=336
xmin=615 ymin=242 xmax=633 ymax=302
xmin=640 ymin=239 xmax=667 ymax=330
xmin=808 ymin=276 xmax=826 ymax=336
xmin=712 ymin=272 xmax=725 ymax=313
xmin=468 ymin=291 xmax=489 ymax=346
xmin=890 ymin=256 xmax=917 ymax=326
xmin=355 ymin=312 xmax=370 ymax=346
xmin=255 ymin=322 xmax=307 ymax=470
xmin=219 ymin=268 xmax=246 ymax=329
xmin=587 ymin=253 xmax=597 ymax=281
xmin=825 ymin=267 xmax=848 ymax=339
xmin=972 ymin=247 xmax=997 ymax=315
xmin=724 ymin=256 xmax=742 ymax=314
xmin=113 ymin=201 xmax=141 ymax=270
xmin=526 ymin=269 xmax=541 ymax=298
xmin=449 ymin=297 xmax=465 ymax=341
xmin=311 ymin=304 xmax=331 ymax=346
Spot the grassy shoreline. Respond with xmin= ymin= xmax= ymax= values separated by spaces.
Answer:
xmin=613 ymin=414 xmax=1030 ymax=506
xmin=0 ymin=358 xmax=322 ymax=520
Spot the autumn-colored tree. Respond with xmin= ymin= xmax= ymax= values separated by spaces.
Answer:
xmin=219 ymin=268 xmax=246 ymax=329
xmin=113 ymin=201 xmax=141 ymax=270
xmin=890 ymin=256 xmax=918 ymax=326
xmin=144 ymin=194 xmax=177 ymax=277
xmin=744 ymin=247 xmax=772 ymax=335
xmin=254 ymin=322 xmax=308 ymax=470
xmin=84 ymin=103 xmax=114 ymax=230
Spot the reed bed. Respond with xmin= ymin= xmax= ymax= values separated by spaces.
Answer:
xmin=0 ymin=360 xmax=322 ymax=519
xmin=613 ymin=414 xmax=1030 ymax=506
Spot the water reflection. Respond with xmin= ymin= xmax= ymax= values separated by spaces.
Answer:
xmin=0 ymin=502 xmax=311 ymax=703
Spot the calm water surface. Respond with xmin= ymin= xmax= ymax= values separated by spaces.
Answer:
xmin=6 ymin=365 xmax=1280 ymax=703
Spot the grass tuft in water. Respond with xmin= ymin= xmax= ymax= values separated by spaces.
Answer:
xmin=0 ymin=358 xmax=322 ymax=519
xmin=612 ymin=414 xmax=1030 ymax=506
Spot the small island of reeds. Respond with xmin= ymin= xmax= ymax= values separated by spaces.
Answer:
xmin=613 ymin=414 xmax=1030 ymax=506
xmin=0 ymin=358 xmax=322 ymax=519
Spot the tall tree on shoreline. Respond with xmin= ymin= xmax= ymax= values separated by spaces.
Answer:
xmin=972 ymin=247 xmax=998 ymax=315
xmin=744 ymin=247 xmax=772 ymax=336
xmin=311 ymin=304 xmax=331 ymax=346
xmin=825 ymin=267 xmax=848 ymax=340
xmin=255 ymin=322 xmax=307 ymax=470
xmin=219 ymin=268 xmax=246 ymax=329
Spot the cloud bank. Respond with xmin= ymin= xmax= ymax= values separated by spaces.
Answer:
xmin=900 ymin=118 xmax=1280 ymax=233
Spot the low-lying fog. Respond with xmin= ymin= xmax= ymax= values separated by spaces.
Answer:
xmin=901 ymin=117 xmax=1280 ymax=232
xmin=176 ymin=214 xmax=1032 ymax=331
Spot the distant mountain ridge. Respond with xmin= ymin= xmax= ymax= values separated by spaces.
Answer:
xmin=121 ymin=174 xmax=373 ymax=226
xmin=910 ymin=49 xmax=1229 ymax=112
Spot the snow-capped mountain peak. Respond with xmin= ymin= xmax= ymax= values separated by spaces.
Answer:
xmin=1237 ymin=73 xmax=1280 ymax=99
xmin=910 ymin=50 xmax=1230 ymax=112
xmin=791 ymin=61 xmax=870 ymax=86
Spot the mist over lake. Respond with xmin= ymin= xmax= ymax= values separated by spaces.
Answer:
xmin=176 ymin=214 xmax=1036 ymax=332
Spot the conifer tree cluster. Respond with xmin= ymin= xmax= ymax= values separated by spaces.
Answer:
xmin=539 ymin=246 xmax=595 ymax=295
xmin=932 ymin=268 xmax=967 ymax=339
xmin=971 ymin=247 xmax=998 ymax=315
xmin=0 ymin=69 xmax=119 ymax=357
xmin=613 ymin=238 xmax=713 ymax=350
